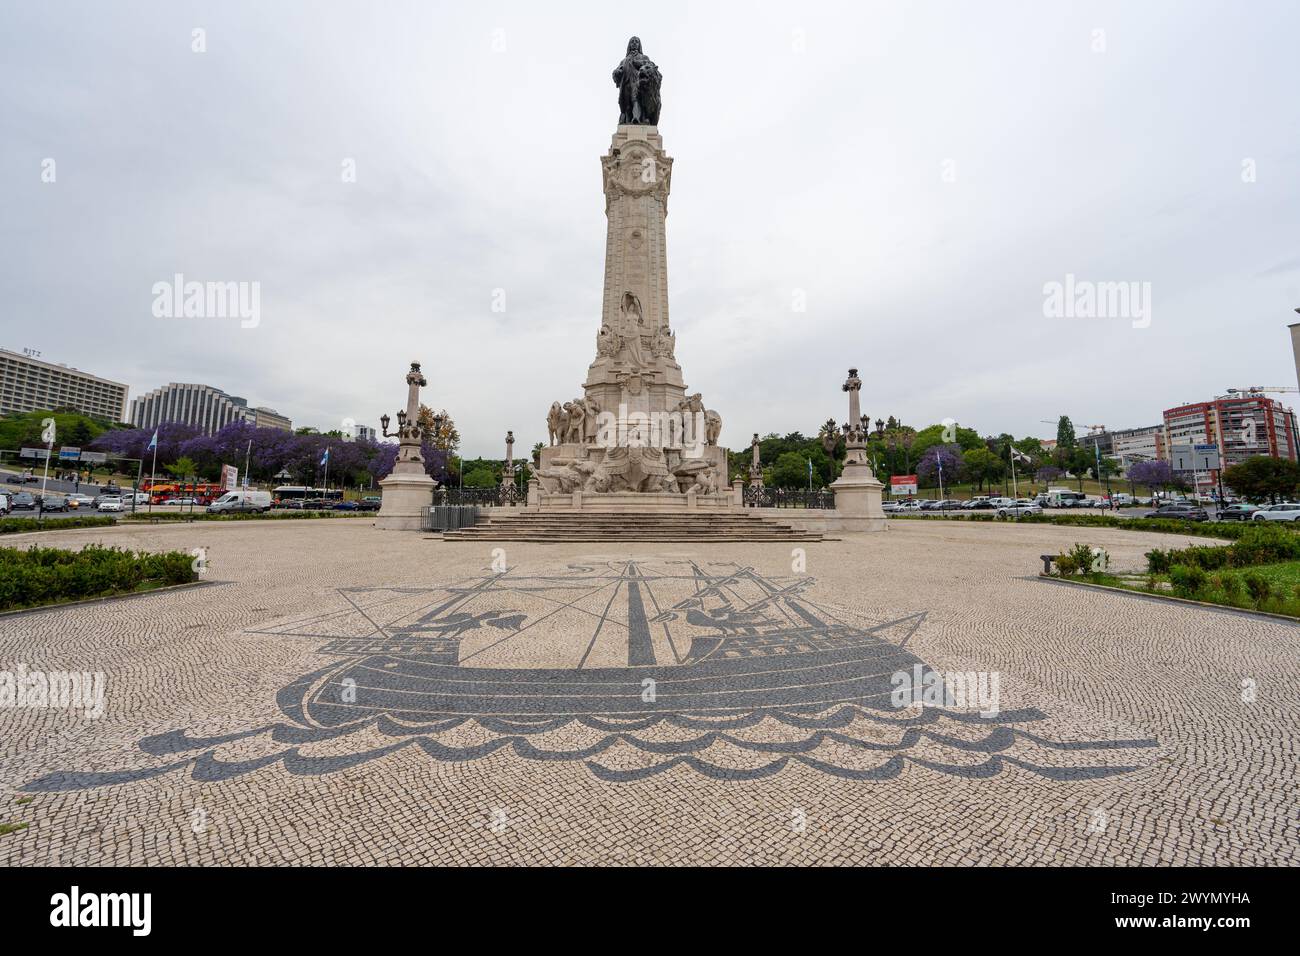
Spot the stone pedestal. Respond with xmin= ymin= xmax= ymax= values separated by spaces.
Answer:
xmin=830 ymin=453 xmax=887 ymax=532
xmin=375 ymin=361 xmax=435 ymax=530
xmin=374 ymin=471 xmax=434 ymax=530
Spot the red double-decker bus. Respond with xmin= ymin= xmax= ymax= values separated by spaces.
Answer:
xmin=140 ymin=478 xmax=224 ymax=505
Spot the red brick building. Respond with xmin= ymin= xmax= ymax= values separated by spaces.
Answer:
xmin=1163 ymin=394 xmax=1299 ymax=491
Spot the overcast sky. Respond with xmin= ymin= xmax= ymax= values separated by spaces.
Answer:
xmin=3 ymin=0 xmax=1298 ymax=457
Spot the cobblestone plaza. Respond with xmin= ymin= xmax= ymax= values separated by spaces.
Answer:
xmin=1 ymin=519 xmax=1295 ymax=866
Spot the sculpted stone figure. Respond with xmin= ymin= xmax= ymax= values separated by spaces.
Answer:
xmin=547 ymin=402 xmax=564 ymax=446
xmin=536 ymin=458 xmax=595 ymax=494
xmin=651 ymin=323 xmax=675 ymax=359
xmin=596 ymin=323 xmax=617 ymax=359
xmin=612 ymin=37 xmax=662 ymax=126
xmin=619 ymin=292 xmax=648 ymax=367
xmin=583 ymin=396 xmax=602 ymax=444
xmin=566 ymin=399 xmax=587 ymax=443
xmin=704 ymin=408 xmax=722 ymax=446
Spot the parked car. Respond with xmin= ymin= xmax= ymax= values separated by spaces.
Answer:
xmin=357 ymin=497 xmax=382 ymax=512
xmin=97 ymin=496 xmax=124 ymax=512
xmin=0 ymin=493 xmax=10 ymax=515
xmin=39 ymin=495 xmax=69 ymax=512
xmin=332 ymin=500 xmax=360 ymax=511
xmin=962 ymin=499 xmax=997 ymax=510
xmin=1217 ymin=503 xmax=1260 ymax=522
xmin=1251 ymin=503 xmax=1300 ymax=522
xmin=168 ymin=497 xmax=199 ymax=506
xmin=882 ymin=501 xmax=906 ymax=514
xmin=997 ymin=499 xmax=1043 ymax=518
xmin=1143 ymin=503 xmax=1209 ymax=521
xmin=1110 ymin=493 xmax=1134 ymax=507
xmin=11 ymin=492 xmax=37 ymax=510
xmin=66 ymin=493 xmax=94 ymax=509
xmin=207 ymin=490 xmax=273 ymax=514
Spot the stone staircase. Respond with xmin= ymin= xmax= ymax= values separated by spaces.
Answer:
xmin=438 ymin=509 xmax=826 ymax=542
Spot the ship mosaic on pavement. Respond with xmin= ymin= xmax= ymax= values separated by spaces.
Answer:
xmin=25 ymin=561 xmax=1159 ymax=788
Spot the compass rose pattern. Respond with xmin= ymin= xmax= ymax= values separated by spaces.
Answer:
xmin=24 ymin=561 xmax=1159 ymax=789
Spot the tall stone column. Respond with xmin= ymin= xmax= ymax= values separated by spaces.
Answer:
xmin=376 ymin=361 xmax=436 ymax=530
xmin=749 ymin=433 xmax=764 ymax=488
xmin=830 ymin=367 xmax=886 ymax=531
xmin=501 ymin=430 xmax=515 ymax=488
xmin=584 ymin=125 xmax=683 ymax=418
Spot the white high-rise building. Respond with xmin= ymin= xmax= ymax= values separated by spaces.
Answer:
xmin=0 ymin=347 xmax=129 ymax=421
xmin=130 ymin=382 xmax=292 ymax=435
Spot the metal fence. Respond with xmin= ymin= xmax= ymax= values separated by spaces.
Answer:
xmin=433 ymin=485 xmax=528 ymax=507
xmin=420 ymin=505 xmax=482 ymax=531
xmin=743 ymin=487 xmax=836 ymax=509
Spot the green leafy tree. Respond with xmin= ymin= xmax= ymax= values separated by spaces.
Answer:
xmin=961 ymin=447 xmax=1004 ymax=491
xmin=461 ymin=465 xmax=498 ymax=488
xmin=770 ymin=451 xmax=812 ymax=489
xmin=166 ymin=456 xmax=198 ymax=480
xmin=417 ymin=406 xmax=461 ymax=453
xmin=1222 ymin=456 xmax=1300 ymax=503
xmin=1056 ymin=416 xmax=1077 ymax=450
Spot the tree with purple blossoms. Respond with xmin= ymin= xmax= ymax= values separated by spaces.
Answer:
xmin=916 ymin=443 xmax=962 ymax=491
xmin=1035 ymin=465 xmax=1063 ymax=485
xmin=1127 ymin=459 xmax=1173 ymax=494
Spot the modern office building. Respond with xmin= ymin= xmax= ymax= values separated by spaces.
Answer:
xmin=0 ymin=347 xmax=130 ymax=421
xmin=1163 ymin=393 xmax=1299 ymax=491
xmin=130 ymin=382 xmax=293 ymax=435
xmin=246 ymin=406 xmax=293 ymax=431
xmin=355 ymin=424 xmax=377 ymax=442
xmin=1109 ymin=425 xmax=1166 ymax=471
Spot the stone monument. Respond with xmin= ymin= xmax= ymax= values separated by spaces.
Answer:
xmin=375 ymin=361 xmax=436 ymax=530
xmin=829 ymin=368 xmax=887 ymax=531
xmin=535 ymin=38 xmax=731 ymax=513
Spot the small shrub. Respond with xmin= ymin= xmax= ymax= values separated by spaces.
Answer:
xmin=1217 ymin=574 xmax=1244 ymax=601
xmin=1146 ymin=548 xmax=1172 ymax=574
xmin=1054 ymin=554 xmax=1078 ymax=576
xmin=1168 ymin=564 xmax=1208 ymax=598
xmin=1230 ymin=523 xmax=1300 ymax=567
xmin=1242 ymin=572 xmax=1272 ymax=608
xmin=1068 ymin=543 xmax=1096 ymax=574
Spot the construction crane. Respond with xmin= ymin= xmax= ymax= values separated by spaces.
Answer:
xmin=1226 ymin=386 xmax=1299 ymax=396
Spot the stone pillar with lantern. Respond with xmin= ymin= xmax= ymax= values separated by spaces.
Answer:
xmin=375 ymin=361 xmax=437 ymax=530
xmin=829 ymin=367 xmax=887 ymax=530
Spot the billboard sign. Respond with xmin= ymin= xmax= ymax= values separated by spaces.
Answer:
xmin=58 ymin=446 xmax=81 ymax=461
xmin=221 ymin=464 xmax=238 ymax=491
xmin=19 ymin=447 xmax=50 ymax=460
xmin=890 ymin=474 xmax=919 ymax=496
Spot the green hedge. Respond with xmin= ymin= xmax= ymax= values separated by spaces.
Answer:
xmin=1147 ymin=523 xmax=1300 ymax=574
xmin=120 ymin=510 xmax=367 ymax=523
xmin=0 ymin=516 xmax=117 ymax=535
xmin=0 ymin=544 xmax=198 ymax=612
xmin=897 ymin=511 xmax=1269 ymax=542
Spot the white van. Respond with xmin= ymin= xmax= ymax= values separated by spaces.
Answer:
xmin=207 ymin=490 xmax=272 ymax=514
xmin=1041 ymin=488 xmax=1088 ymax=508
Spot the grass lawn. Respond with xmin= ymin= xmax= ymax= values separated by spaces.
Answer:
xmin=1088 ymin=560 xmax=1300 ymax=618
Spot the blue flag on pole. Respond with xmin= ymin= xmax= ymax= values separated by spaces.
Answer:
xmin=320 ymin=448 xmax=330 ymax=467
xmin=147 ymin=430 xmax=158 ymax=451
